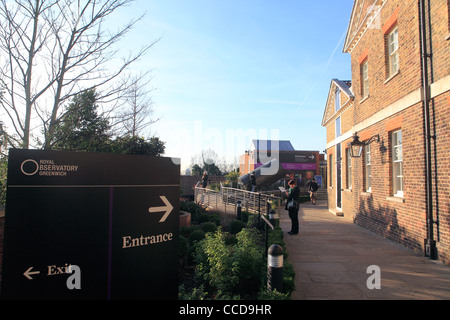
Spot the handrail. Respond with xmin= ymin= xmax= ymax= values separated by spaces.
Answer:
xmin=260 ymin=214 xmax=275 ymax=255
xmin=195 ymin=185 xmax=282 ymax=215
xmin=221 ymin=186 xmax=282 ymax=216
xmin=195 ymin=184 xmax=282 ymax=256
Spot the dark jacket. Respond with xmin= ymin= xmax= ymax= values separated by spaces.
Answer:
xmin=201 ymin=174 xmax=208 ymax=188
xmin=309 ymin=181 xmax=319 ymax=192
xmin=286 ymin=186 xmax=300 ymax=210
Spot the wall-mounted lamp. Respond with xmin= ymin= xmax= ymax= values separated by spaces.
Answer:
xmin=347 ymin=132 xmax=380 ymax=158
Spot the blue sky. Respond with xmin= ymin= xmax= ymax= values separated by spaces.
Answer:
xmin=120 ymin=0 xmax=354 ymax=172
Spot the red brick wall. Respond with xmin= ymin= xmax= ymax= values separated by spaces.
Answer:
xmin=430 ymin=93 xmax=450 ymax=259
xmin=324 ymin=0 xmax=450 ymax=264
xmin=350 ymin=1 xmax=423 ymax=124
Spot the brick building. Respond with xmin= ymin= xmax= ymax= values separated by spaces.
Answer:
xmin=239 ymin=140 xmax=320 ymax=187
xmin=322 ymin=0 xmax=450 ymax=263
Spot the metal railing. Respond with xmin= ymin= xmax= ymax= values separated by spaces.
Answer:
xmin=221 ymin=186 xmax=283 ymax=217
xmin=195 ymin=182 xmax=283 ymax=256
xmin=194 ymin=182 xmax=283 ymax=219
xmin=194 ymin=181 xmax=221 ymax=209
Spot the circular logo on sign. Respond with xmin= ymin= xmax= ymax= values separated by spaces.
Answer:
xmin=21 ymin=159 xmax=39 ymax=176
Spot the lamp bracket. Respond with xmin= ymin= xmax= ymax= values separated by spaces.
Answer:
xmin=365 ymin=134 xmax=380 ymax=146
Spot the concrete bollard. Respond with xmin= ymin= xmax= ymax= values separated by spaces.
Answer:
xmin=267 ymin=244 xmax=283 ymax=292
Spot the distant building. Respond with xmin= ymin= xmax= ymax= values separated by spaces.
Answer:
xmin=239 ymin=139 xmax=320 ymax=187
xmin=322 ymin=0 xmax=450 ymax=263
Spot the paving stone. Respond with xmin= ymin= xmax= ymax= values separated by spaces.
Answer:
xmin=280 ymin=200 xmax=450 ymax=300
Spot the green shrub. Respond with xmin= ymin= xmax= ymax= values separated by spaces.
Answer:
xmin=229 ymin=220 xmax=245 ymax=234
xmin=198 ymin=213 xmax=210 ymax=223
xmin=194 ymin=229 xmax=237 ymax=295
xmin=180 ymin=226 xmax=197 ymax=238
xmin=268 ymin=227 xmax=287 ymax=258
xmin=257 ymin=289 xmax=290 ymax=300
xmin=201 ymin=222 xmax=218 ymax=234
xmin=282 ymin=261 xmax=296 ymax=295
xmin=240 ymin=210 xmax=250 ymax=223
xmin=225 ymin=234 xmax=237 ymax=246
xmin=179 ymin=284 xmax=208 ymax=300
xmin=179 ymin=198 xmax=296 ymax=301
xmin=189 ymin=230 xmax=205 ymax=244
xmin=194 ymin=228 xmax=264 ymax=299
xmin=208 ymin=213 xmax=221 ymax=226
xmin=180 ymin=201 xmax=204 ymax=223
xmin=187 ymin=243 xmax=199 ymax=265
xmin=198 ymin=212 xmax=221 ymax=225
xmin=245 ymin=213 xmax=259 ymax=228
xmin=179 ymin=235 xmax=188 ymax=258
xmin=233 ymin=228 xmax=264 ymax=298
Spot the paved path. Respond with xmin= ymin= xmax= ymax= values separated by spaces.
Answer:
xmin=279 ymin=200 xmax=450 ymax=300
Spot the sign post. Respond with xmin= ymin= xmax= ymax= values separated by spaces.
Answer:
xmin=1 ymin=149 xmax=180 ymax=300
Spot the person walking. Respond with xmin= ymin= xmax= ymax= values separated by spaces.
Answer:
xmin=308 ymin=178 xmax=319 ymax=205
xmin=285 ymin=179 xmax=300 ymax=235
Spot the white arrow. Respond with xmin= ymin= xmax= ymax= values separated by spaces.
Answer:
xmin=24 ymin=267 xmax=40 ymax=280
xmin=309 ymin=155 xmax=315 ymax=160
xmin=148 ymin=196 xmax=173 ymax=223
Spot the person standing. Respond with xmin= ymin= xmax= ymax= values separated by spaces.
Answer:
xmin=250 ymin=173 xmax=256 ymax=192
xmin=201 ymin=171 xmax=208 ymax=188
xmin=285 ymin=179 xmax=300 ymax=235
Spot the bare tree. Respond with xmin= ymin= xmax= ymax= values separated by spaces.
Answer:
xmin=0 ymin=0 xmax=158 ymax=149
xmin=114 ymin=72 xmax=159 ymax=137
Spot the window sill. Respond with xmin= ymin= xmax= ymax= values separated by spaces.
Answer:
xmin=360 ymin=95 xmax=370 ymax=104
xmin=361 ymin=192 xmax=372 ymax=197
xmin=344 ymin=188 xmax=352 ymax=192
xmin=329 ymin=208 xmax=344 ymax=217
xmin=386 ymin=196 xmax=405 ymax=203
xmin=384 ymin=70 xmax=400 ymax=84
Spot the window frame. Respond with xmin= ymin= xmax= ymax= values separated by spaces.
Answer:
xmin=387 ymin=26 xmax=399 ymax=77
xmin=336 ymin=117 xmax=341 ymax=138
xmin=335 ymin=88 xmax=341 ymax=112
xmin=361 ymin=60 xmax=369 ymax=98
xmin=329 ymin=154 xmax=333 ymax=187
xmin=392 ymin=129 xmax=403 ymax=197
xmin=365 ymin=144 xmax=372 ymax=192
xmin=346 ymin=148 xmax=352 ymax=189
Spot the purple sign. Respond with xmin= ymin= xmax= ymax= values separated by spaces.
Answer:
xmin=255 ymin=163 xmax=316 ymax=170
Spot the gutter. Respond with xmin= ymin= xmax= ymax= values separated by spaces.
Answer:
xmin=418 ymin=0 xmax=436 ymax=260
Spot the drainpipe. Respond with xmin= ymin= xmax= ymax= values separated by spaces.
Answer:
xmin=418 ymin=0 xmax=436 ymax=259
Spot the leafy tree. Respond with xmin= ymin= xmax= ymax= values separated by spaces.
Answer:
xmin=203 ymin=162 xmax=222 ymax=176
xmin=0 ymin=156 xmax=7 ymax=207
xmin=51 ymin=89 xmax=111 ymax=152
xmin=191 ymin=164 xmax=203 ymax=176
xmin=51 ymin=89 xmax=165 ymax=156
xmin=109 ymin=135 xmax=165 ymax=156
